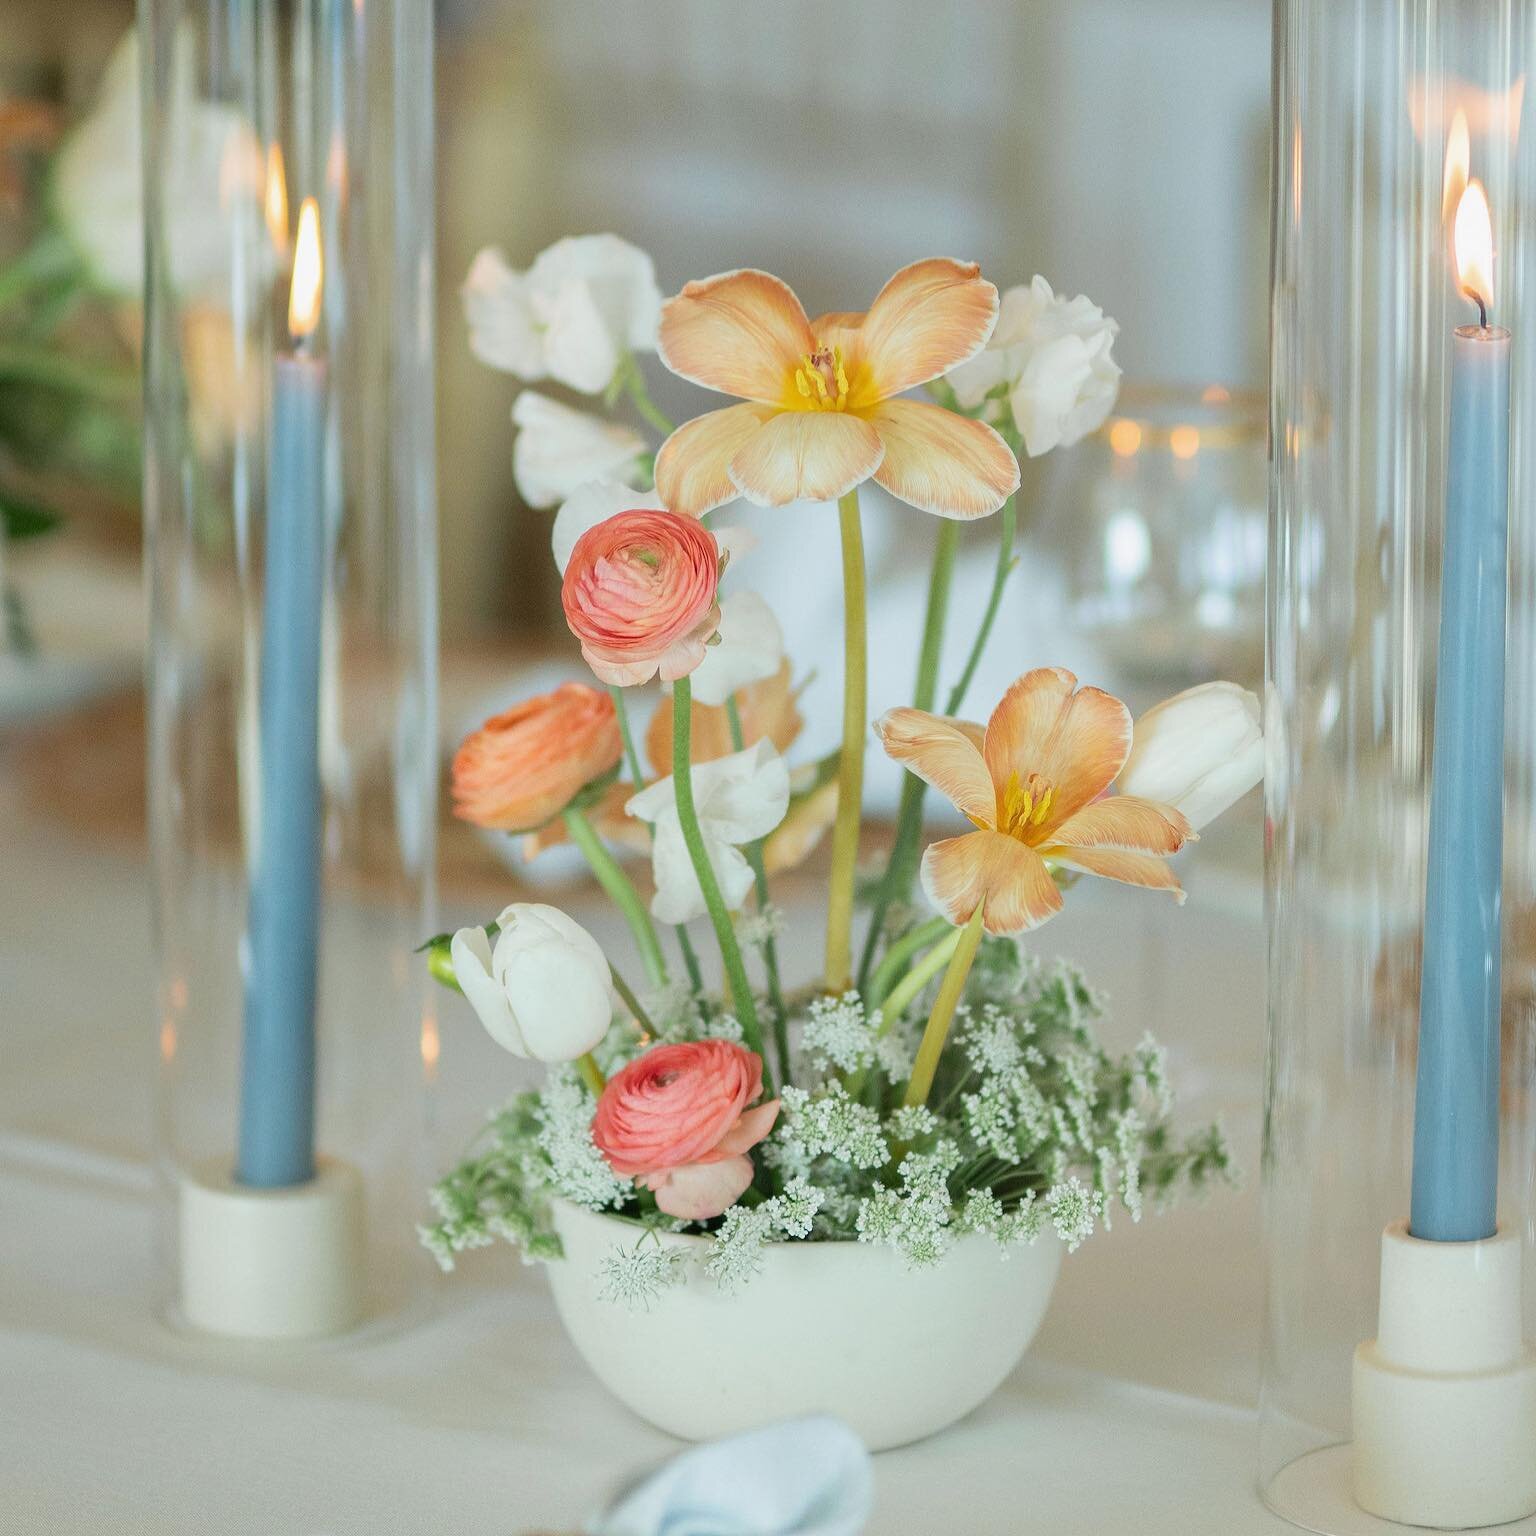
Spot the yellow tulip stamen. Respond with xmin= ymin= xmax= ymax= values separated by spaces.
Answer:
xmin=997 ymin=771 xmax=1055 ymax=841
xmin=792 ymin=344 xmax=849 ymax=412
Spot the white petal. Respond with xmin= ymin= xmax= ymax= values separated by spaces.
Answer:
xmin=686 ymin=590 xmax=784 ymax=706
xmin=511 ymin=391 xmax=646 ymax=509
xmin=462 ymin=249 xmax=545 ymax=379
xmin=646 ymin=812 xmax=708 ymax=924
xmin=552 ymin=480 xmax=667 ymax=574
xmin=451 ymin=925 xmax=529 ymax=1056
xmin=692 ymin=738 xmax=791 ymax=844
xmin=496 ymin=936 xmax=612 ymax=1061
xmin=527 ymin=234 xmax=662 ymax=354
xmin=1118 ymin=681 xmax=1264 ymax=830
xmin=537 ymin=277 xmax=623 ymax=394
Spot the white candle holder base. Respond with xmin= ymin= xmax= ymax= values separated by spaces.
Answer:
xmin=1351 ymin=1220 xmax=1536 ymax=1529
xmin=177 ymin=1155 xmax=366 ymax=1341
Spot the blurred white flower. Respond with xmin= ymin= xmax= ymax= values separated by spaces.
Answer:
xmin=512 ymin=391 xmax=646 ymax=509
xmin=1117 ymin=680 xmax=1263 ymax=830
xmin=54 ymin=27 xmax=255 ymax=299
xmin=450 ymin=903 xmax=614 ymax=1062
xmin=552 ymin=480 xmax=666 ymax=574
xmin=462 ymin=234 xmax=662 ymax=394
xmin=627 ymin=739 xmax=790 ymax=924
xmin=946 ymin=275 xmax=1121 ymax=457
xmin=686 ymin=590 xmax=784 ymax=707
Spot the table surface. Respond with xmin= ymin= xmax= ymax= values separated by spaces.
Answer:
xmin=0 ymin=761 xmax=1291 ymax=1535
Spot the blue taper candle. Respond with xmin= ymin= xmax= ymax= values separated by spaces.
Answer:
xmin=1411 ymin=181 xmax=1508 ymax=1243
xmin=238 ymin=200 xmax=327 ymax=1189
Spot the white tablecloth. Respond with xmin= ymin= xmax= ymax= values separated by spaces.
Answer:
xmin=0 ymin=780 xmax=1288 ymax=1534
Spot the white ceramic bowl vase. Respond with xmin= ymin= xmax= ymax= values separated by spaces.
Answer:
xmin=547 ymin=1198 xmax=1062 ymax=1452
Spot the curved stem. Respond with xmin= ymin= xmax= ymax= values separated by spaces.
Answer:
xmin=624 ymin=356 xmax=676 ymax=437
xmin=609 ymin=964 xmax=655 ymax=1036
xmin=944 ymin=494 xmax=1017 ymax=718
xmin=866 ymin=914 xmax=954 ymax=1011
xmin=561 ymin=805 xmax=668 ymax=990
xmin=825 ymin=488 xmax=867 ymax=992
xmin=727 ymin=695 xmax=789 ymax=1084
xmin=607 ymin=684 xmax=702 ymax=993
xmin=878 ymin=927 xmax=962 ymax=1027
xmin=576 ymin=1053 xmax=606 ymax=1096
xmin=671 ymin=677 xmax=768 ymax=1076
xmin=856 ymin=517 xmax=959 ymax=986
xmin=903 ymin=906 xmax=985 ymax=1109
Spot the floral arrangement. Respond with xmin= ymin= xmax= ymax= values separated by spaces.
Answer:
xmin=422 ymin=234 xmax=1263 ymax=1301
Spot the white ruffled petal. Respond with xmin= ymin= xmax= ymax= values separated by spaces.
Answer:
xmin=686 ymin=590 xmax=784 ymax=707
xmin=552 ymin=481 xmax=667 ymax=574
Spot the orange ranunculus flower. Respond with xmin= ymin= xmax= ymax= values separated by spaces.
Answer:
xmin=561 ymin=508 xmax=723 ymax=687
xmin=875 ymin=667 xmax=1193 ymax=936
xmin=451 ymin=683 xmax=622 ymax=833
xmin=653 ymin=259 xmax=1021 ymax=520
xmin=645 ymin=659 xmax=804 ymax=775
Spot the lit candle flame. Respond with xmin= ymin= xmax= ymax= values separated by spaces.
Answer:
xmin=1454 ymin=179 xmax=1495 ymax=319
xmin=1443 ymin=108 xmax=1470 ymax=229
xmin=288 ymin=197 xmax=323 ymax=340
xmin=265 ymin=143 xmax=290 ymax=254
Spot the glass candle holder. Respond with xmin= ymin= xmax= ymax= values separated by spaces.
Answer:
xmin=141 ymin=0 xmax=436 ymax=1340
xmin=1267 ymin=0 xmax=1536 ymax=1527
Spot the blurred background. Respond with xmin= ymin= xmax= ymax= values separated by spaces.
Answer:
xmin=0 ymin=0 xmax=1269 ymax=881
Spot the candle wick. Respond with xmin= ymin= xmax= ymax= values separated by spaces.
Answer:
xmin=1476 ymin=294 xmax=1488 ymax=330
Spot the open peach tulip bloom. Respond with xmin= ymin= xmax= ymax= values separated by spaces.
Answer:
xmin=876 ymin=667 xmax=1194 ymax=936
xmin=654 ymin=258 xmax=1021 ymax=519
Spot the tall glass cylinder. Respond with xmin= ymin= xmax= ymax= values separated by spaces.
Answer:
xmin=1266 ymin=0 xmax=1536 ymax=1526
xmin=141 ymin=0 xmax=436 ymax=1339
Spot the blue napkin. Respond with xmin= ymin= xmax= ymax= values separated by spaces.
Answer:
xmin=590 ymin=1416 xmax=872 ymax=1536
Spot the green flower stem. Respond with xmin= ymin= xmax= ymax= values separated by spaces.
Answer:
xmin=561 ymin=804 xmax=668 ymax=990
xmin=607 ymin=683 xmax=702 ymax=993
xmin=576 ymin=1053 xmax=606 ymax=1096
xmin=825 ymin=487 xmax=867 ymax=993
xmin=608 ymin=964 xmax=655 ymax=1037
xmin=727 ymin=694 xmax=789 ymax=1085
xmin=903 ymin=906 xmax=986 ymax=1109
xmin=944 ymin=493 xmax=1017 ymax=718
xmin=0 ymin=231 xmax=79 ymax=313
xmin=856 ymin=517 xmax=959 ymax=987
xmin=866 ymin=914 xmax=954 ymax=1012
xmin=877 ymin=926 xmax=962 ymax=1028
xmin=671 ymin=676 xmax=768 ymax=1076
xmin=623 ymin=356 xmax=676 ymax=437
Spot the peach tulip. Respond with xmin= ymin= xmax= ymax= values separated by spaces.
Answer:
xmin=876 ymin=667 xmax=1194 ymax=935
xmin=653 ymin=259 xmax=1021 ymax=519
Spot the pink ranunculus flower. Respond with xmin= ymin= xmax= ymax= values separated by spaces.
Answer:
xmin=561 ymin=508 xmax=724 ymax=688
xmin=591 ymin=1040 xmax=780 ymax=1220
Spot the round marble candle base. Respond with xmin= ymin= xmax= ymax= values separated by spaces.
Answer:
xmin=178 ymin=1155 xmax=365 ymax=1340
xmin=1352 ymin=1220 xmax=1536 ymax=1529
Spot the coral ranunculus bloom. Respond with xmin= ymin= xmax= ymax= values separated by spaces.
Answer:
xmin=561 ymin=508 xmax=723 ymax=687
xmin=653 ymin=259 xmax=1022 ymax=520
xmin=876 ymin=668 xmax=1194 ymax=936
xmin=451 ymin=683 xmax=622 ymax=833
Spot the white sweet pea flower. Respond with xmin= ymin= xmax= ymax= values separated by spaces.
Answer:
xmin=512 ymin=391 xmax=646 ymax=509
xmin=686 ymin=590 xmax=784 ymax=707
xmin=946 ymin=276 xmax=1121 ymax=458
xmin=462 ymin=234 xmax=662 ymax=394
xmin=627 ymin=739 xmax=791 ymax=924
xmin=54 ymin=27 xmax=256 ymax=299
xmin=1117 ymin=680 xmax=1263 ymax=830
xmin=450 ymin=903 xmax=614 ymax=1062
xmin=552 ymin=480 xmax=666 ymax=573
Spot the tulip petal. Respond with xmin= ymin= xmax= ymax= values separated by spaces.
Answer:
xmin=498 ymin=937 xmax=613 ymax=1061
xmin=451 ymin=925 xmax=529 ymax=1056
xmin=874 ymin=707 xmax=994 ymax=824
xmin=983 ymin=668 xmax=1132 ymax=831
xmin=727 ymin=409 xmax=884 ymax=507
xmin=654 ymin=403 xmax=776 ymax=517
xmin=921 ymin=829 xmax=1063 ymax=935
xmin=1047 ymin=795 xmax=1191 ymax=854
xmin=648 ymin=1155 xmax=756 ymax=1220
xmin=866 ymin=399 xmax=1020 ymax=520
xmin=658 ymin=269 xmax=815 ymax=404
xmin=1049 ymin=847 xmax=1186 ymax=903
xmin=846 ymin=258 xmax=1000 ymax=402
